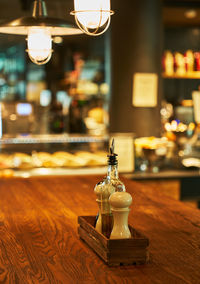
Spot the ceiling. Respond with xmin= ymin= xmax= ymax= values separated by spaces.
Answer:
xmin=0 ymin=0 xmax=78 ymax=49
xmin=164 ymin=0 xmax=200 ymax=7
xmin=163 ymin=7 xmax=200 ymax=26
xmin=163 ymin=0 xmax=200 ymax=26
xmin=0 ymin=0 xmax=200 ymax=27
xmin=0 ymin=0 xmax=74 ymax=23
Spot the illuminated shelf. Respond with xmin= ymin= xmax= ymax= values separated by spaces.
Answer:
xmin=0 ymin=134 xmax=108 ymax=145
xmin=162 ymin=71 xmax=200 ymax=79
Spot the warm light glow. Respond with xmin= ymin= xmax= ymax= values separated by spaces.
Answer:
xmin=27 ymin=28 xmax=52 ymax=65
xmin=53 ymin=36 xmax=63 ymax=44
xmin=165 ymin=122 xmax=171 ymax=132
xmin=171 ymin=120 xmax=178 ymax=131
xmin=184 ymin=9 xmax=197 ymax=19
xmin=74 ymin=0 xmax=110 ymax=28
xmin=164 ymin=120 xmax=188 ymax=133
xmin=72 ymin=0 xmax=113 ymax=35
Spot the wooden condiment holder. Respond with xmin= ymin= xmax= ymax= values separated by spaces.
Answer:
xmin=78 ymin=216 xmax=149 ymax=266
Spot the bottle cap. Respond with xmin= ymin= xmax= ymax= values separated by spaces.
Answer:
xmin=107 ymin=138 xmax=118 ymax=165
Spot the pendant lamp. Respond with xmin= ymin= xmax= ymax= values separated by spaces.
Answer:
xmin=0 ymin=0 xmax=82 ymax=65
xmin=71 ymin=0 xmax=114 ymax=36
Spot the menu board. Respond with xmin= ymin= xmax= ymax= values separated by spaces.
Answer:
xmin=132 ymin=73 xmax=158 ymax=107
xmin=192 ymin=91 xmax=200 ymax=124
xmin=110 ymin=134 xmax=135 ymax=173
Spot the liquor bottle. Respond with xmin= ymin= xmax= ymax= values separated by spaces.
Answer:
xmin=94 ymin=139 xmax=126 ymax=238
xmin=185 ymin=50 xmax=194 ymax=73
xmin=163 ymin=50 xmax=174 ymax=76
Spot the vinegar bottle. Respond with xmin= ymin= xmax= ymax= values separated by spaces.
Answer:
xmin=101 ymin=139 xmax=126 ymax=238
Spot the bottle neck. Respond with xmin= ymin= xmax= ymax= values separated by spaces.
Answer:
xmin=107 ymin=164 xmax=118 ymax=179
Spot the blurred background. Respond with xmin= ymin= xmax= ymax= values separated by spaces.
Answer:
xmin=1 ymin=0 xmax=200 ymax=196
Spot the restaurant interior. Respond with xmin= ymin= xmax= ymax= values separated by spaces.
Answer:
xmin=0 ymin=0 xmax=199 ymax=207
xmin=0 ymin=1 xmax=199 ymax=283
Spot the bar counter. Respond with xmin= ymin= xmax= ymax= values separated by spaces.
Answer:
xmin=0 ymin=175 xmax=199 ymax=283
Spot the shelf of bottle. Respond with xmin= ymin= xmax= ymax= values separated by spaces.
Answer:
xmin=0 ymin=134 xmax=109 ymax=145
xmin=162 ymin=71 xmax=200 ymax=79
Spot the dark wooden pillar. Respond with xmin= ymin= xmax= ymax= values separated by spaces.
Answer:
xmin=109 ymin=0 xmax=163 ymax=137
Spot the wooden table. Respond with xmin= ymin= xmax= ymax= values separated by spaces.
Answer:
xmin=0 ymin=175 xmax=199 ymax=283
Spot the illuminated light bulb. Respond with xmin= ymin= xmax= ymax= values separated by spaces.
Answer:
xmin=75 ymin=0 xmax=110 ymax=29
xmin=165 ymin=122 xmax=171 ymax=132
xmin=53 ymin=36 xmax=63 ymax=44
xmin=0 ymin=0 xmax=83 ymax=65
xmin=27 ymin=28 xmax=52 ymax=65
xmin=71 ymin=0 xmax=114 ymax=36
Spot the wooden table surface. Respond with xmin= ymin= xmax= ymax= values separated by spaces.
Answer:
xmin=0 ymin=175 xmax=199 ymax=284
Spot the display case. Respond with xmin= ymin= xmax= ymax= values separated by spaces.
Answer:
xmin=0 ymin=134 xmax=109 ymax=177
xmin=0 ymin=32 xmax=111 ymax=177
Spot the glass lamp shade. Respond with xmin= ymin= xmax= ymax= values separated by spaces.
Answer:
xmin=71 ymin=0 xmax=114 ymax=36
xmin=27 ymin=28 xmax=52 ymax=65
xmin=0 ymin=0 xmax=82 ymax=65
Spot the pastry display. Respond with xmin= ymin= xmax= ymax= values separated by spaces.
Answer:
xmin=75 ymin=151 xmax=107 ymax=166
xmin=0 ymin=169 xmax=14 ymax=178
xmin=0 ymin=150 xmax=106 ymax=170
xmin=52 ymin=151 xmax=87 ymax=167
xmin=32 ymin=152 xmax=57 ymax=168
xmin=12 ymin=152 xmax=33 ymax=169
xmin=0 ymin=154 xmax=13 ymax=169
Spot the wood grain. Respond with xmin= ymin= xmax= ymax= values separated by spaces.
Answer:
xmin=78 ymin=216 xmax=149 ymax=266
xmin=0 ymin=175 xmax=199 ymax=283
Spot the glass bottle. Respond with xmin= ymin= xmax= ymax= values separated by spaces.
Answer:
xmin=94 ymin=179 xmax=105 ymax=233
xmin=106 ymin=152 xmax=126 ymax=193
xmin=99 ymin=139 xmax=126 ymax=238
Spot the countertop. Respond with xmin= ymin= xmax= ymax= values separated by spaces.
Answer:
xmin=124 ymin=169 xmax=200 ymax=180
xmin=0 ymin=175 xmax=199 ymax=283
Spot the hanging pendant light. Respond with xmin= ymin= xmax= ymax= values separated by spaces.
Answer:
xmin=0 ymin=0 xmax=82 ymax=65
xmin=71 ymin=0 xmax=114 ymax=36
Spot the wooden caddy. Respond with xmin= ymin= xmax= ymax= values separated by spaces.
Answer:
xmin=78 ymin=216 xmax=149 ymax=266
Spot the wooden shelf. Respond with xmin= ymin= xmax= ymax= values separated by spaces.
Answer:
xmin=162 ymin=71 xmax=200 ymax=79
